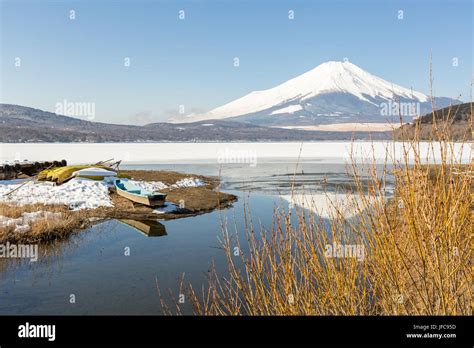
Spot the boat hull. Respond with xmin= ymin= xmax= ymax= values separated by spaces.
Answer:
xmin=116 ymin=189 xmax=166 ymax=207
xmin=114 ymin=179 xmax=167 ymax=207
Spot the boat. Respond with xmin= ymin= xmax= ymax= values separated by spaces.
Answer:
xmin=72 ymin=167 xmax=117 ymax=180
xmin=119 ymin=219 xmax=167 ymax=237
xmin=39 ymin=165 xmax=111 ymax=183
xmin=38 ymin=165 xmax=130 ymax=183
xmin=114 ymin=179 xmax=167 ymax=207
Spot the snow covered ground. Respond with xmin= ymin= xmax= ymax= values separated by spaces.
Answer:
xmin=132 ymin=178 xmax=205 ymax=192
xmin=0 ymin=142 xmax=469 ymax=165
xmin=0 ymin=179 xmax=114 ymax=210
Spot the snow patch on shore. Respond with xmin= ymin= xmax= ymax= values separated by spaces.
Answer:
xmin=0 ymin=178 xmax=113 ymax=210
xmin=131 ymin=177 xmax=205 ymax=192
xmin=171 ymin=178 xmax=205 ymax=189
xmin=130 ymin=180 xmax=168 ymax=192
xmin=152 ymin=202 xmax=179 ymax=214
xmin=0 ymin=211 xmax=62 ymax=232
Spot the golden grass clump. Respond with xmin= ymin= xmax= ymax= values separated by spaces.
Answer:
xmin=171 ymin=104 xmax=472 ymax=316
xmin=0 ymin=203 xmax=87 ymax=244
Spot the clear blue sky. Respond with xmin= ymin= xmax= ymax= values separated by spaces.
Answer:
xmin=1 ymin=0 xmax=472 ymax=124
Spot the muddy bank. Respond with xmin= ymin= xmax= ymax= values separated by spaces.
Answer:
xmin=95 ymin=170 xmax=235 ymax=220
xmin=0 ymin=170 xmax=237 ymax=244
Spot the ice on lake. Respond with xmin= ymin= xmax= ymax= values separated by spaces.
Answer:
xmin=0 ymin=142 xmax=470 ymax=165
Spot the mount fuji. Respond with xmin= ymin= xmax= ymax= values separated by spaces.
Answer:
xmin=170 ymin=61 xmax=458 ymax=126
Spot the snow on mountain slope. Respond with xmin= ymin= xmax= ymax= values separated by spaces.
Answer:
xmin=270 ymin=104 xmax=303 ymax=115
xmin=171 ymin=61 xmax=432 ymax=124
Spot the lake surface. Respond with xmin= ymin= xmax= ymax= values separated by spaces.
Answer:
xmin=0 ymin=142 xmax=468 ymax=314
xmin=0 ymin=161 xmax=357 ymax=314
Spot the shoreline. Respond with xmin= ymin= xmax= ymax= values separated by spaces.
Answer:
xmin=0 ymin=169 xmax=237 ymax=244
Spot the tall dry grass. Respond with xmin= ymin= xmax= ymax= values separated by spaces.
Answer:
xmin=169 ymin=104 xmax=472 ymax=316
xmin=0 ymin=203 xmax=87 ymax=244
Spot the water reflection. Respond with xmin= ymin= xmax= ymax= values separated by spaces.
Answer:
xmin=118 ymin=219 xmax=167 ymax=237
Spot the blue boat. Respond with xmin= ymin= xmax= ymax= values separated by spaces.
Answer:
xmin=114 ymin=179 xmax=167 ymax=207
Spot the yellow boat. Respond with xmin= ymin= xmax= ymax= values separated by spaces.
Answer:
xmin=39 ymin=165 xmax=93 ymax=182
xmin=39 ymin=165 xmax=115 ymax=183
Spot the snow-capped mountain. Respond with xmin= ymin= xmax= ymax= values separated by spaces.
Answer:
xmin=170 ymin=61 xmax=458 ymax=126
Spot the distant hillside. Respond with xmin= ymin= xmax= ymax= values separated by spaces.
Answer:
xmin=0 ymin=104 xmax=390 ymax=142
xmin=394 ymin=103 xmax=472 ymax=141
xmin=0 ymin=104 xmax=157 ymax=142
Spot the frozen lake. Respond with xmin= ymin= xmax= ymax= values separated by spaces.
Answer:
xmin=0 ymin=141 xmax=470 ymax=165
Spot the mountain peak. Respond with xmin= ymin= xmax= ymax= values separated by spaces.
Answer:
xmin=170 ymin=60 xmax=447 ymax=124
xmin=315 ymin=60 xmax=358 ymax=68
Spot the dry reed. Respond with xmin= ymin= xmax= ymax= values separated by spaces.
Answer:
xmin=169 ymin=103 xmax=472 ymax=316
